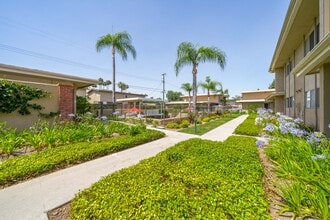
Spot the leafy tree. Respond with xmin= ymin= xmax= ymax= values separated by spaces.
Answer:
xmin=268 ymin=79 xmax=275 ymax=89
xmin=117 ymin=81 xmax=129 ymax=92
xmin=0 ymin=80 xmax=48 ymax=115
xmin=174 ymin=42 xmax=226 ymax=117
xmin=166 ymin=90 xmax=183 ymax=102
xmin=96 ymin=31 xmax=136 ymax=113
xmin=76 ymin=96 xmax=92 ymax=115
xmin=181 ymin=83 xmax=193 ymax=111
xmin=198 ymin=76 xmax=222 ymax=113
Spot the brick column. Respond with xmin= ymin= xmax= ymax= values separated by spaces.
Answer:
xmin=58 ymin=84 xmax=74 ymax=120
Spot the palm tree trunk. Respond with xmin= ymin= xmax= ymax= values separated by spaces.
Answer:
xmin=188 ymin=91 xmax=191 ymax=112
xmin=207 ymin=90 xmax=210 ymax=114
xmin=192 ymin=72 xmax=197 ymax=117
xmin=112 ymin=46 xmax=116 ymax=114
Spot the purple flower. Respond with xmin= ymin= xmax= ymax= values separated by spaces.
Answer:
xmin=311 ymin=154 xmax=327 ymax=160
xmin=308 ymin=132 xmax=325 ymax=145
xmin=263 ymin=123 xmax=277 ymax=133
xmin=256 ymin=139 xmax=265 ymax=149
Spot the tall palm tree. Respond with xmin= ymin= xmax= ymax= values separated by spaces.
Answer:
xmin=198 ymin=76 xmax=222 ymax=114
xmin=181 ymin=83 xmax=193 ymax=111
xmin=117 ymin=81 xmax=129 ymax=92
xmin=174 ymin=42 xmax=226 ymax=117
xmin=96 ymin=31 xmax=136 ymax=113
xmin=217 ymin=87 xmax=229 ymax=106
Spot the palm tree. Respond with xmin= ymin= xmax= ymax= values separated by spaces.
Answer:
xmin=174 ymin=42 xmax=226 ymax=117
xmin=181 ymin=83 xmax=193 ymax=111
xmin=198 ymin=76 xmax=222 ymax=114
xmin=117 ymin=81 xmax=129 ymax=92
xmin=218 ymin=87 xmax=229 ymax=106
xmin=96 ymin=31 xmax=136 ymax=113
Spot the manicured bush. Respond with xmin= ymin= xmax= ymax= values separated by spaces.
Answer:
xmin=166 ymin=122 xmax=180 ymax=129
xmin=0 ymin=129 xmax=165 ymax=187
xmin=234 ymin=114 xmax=261 ymax=136
xmin=179 ymin=120 xmax=190 ymax=128
xmin=70 ymin=136 xmax=270 ymax=219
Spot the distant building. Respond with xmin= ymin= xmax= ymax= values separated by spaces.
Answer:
xmin=236 ymin=89 xmax=275 ymax=110
xmin=87 ymin=89 xmax=147 ymax=104
xmin=181 ymin=93 xmax=223 ymax=104
xmin=269 ymin=0 xmax=330 ymax=136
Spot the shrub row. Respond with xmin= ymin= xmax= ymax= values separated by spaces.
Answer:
xmin=234 ymin=114 xmax=261 ymax=136
xmin=0 ymin=129 xmax=165 ymax=187
xmin=70 ymin=136 xmax=270 ymax=219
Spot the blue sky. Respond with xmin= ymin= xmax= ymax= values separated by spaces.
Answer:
xmin=0 ymin=0 xmax=289 ymax=98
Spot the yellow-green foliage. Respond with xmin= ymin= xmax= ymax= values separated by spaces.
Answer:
xmin=70 ymin=136 xmax=270 ymax=219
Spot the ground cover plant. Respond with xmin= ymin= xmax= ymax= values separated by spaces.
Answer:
xmin=0 ymin=123 xmax=164 ymax=187
xmin=234 ymin=113 xmax=261 ymax=136
xmin=179 ymin=112 xmax=240 ymax=135
xmin=70 ymin=136 xmax=270 ymax=219
xmin=255 ymin=109 xmax=330 ymax=219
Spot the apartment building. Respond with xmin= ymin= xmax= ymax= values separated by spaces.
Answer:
xmin=237 ymin=89 xmax=275 ymax=111
xmin=269 ymin=0 xmax=330 ymax=136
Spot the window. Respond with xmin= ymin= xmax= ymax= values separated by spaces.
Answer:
xmin=316 ymin=88 xmax=320 ymax=108
xmin=305 ymin=89 xmax=317 ymax=108
xmin=316 ymin=23 xmax=320 ymax=44
xmin=285 ymin=60 xmax=292 ymax=75
xmin=286 ymin=96 xmax=293 ymax=108
xmin=309 ymin=31 xmax=315 ymax=51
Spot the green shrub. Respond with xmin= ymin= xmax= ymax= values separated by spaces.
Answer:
xmin=70 ymin=136 xmax=270 ymax=219
xmin=166 ymin=122 xmax=180 ymax=129
xmin=179 ymin=120 xmax=190 ymax=128
xmin=0 ymin=129 xmax=165 ymax=187
xmin=202 ymin=116 xmax=211 ymax=122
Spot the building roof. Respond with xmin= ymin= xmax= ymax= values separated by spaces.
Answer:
xmin=236 ymin=99 xmax=266 ymax=103
xmin=241 ymin=89 xmax=275 ymax=94
xmin=181 ymin=93 xmax=222 ymax=98
xmin=117 ymin=97 xmax=163 ymax=103
xmin=269 ymin=1 xmax=319 ymax=72
xmin=87 ymin=88 xmax=147 ymax=97
xmin=0 ymin=63 xmax=98 ymax=88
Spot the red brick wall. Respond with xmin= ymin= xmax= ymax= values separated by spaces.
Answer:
xmin=58 ymin=85 xmax=74 ymax=120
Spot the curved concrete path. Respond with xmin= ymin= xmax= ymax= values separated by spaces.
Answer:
xmin=0 ymin=114 xmax=248 ymax=220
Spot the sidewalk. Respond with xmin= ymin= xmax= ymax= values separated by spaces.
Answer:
xmin=0 ymin=114 xmax=248 ymax=220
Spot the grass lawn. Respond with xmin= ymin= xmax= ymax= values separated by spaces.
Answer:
xmin=179 ymin=113 xmax=240 ymax=135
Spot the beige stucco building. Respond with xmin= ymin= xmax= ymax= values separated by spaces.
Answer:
xmin=181 ymin=93 xmax=224 ymax=104
xmin=87 ymin=89 xmax=146 ymax=104
xmin=269 ymin=0 xmax=330 ymax=136
xmin=0 ymin=64 xmax=97 ymax=130
xmin=237 ymin=89 xmax=275 ymax=111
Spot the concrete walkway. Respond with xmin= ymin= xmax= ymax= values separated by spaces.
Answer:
xmin=0 ymin=114 xmax=248 ymax=220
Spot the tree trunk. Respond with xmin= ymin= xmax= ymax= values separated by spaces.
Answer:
xmin=207 ymin=90 xmax=210 ymax=114
xmin=188 ymin=91 xmax=191 ymax=112
xmin=192 ymin=66 xmax=197 ymax=118
xmin=112 ymin=46 xmax=116 ymax=114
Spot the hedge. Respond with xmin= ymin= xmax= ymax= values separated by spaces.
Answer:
xmin=234 ymin=114 xmax=261 ymax=136
xmin=0 ymin=129 xmax=165 ymax=187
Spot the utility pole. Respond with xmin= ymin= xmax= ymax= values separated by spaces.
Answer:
xmin=161 ymin=73 xmax=166 ymax=122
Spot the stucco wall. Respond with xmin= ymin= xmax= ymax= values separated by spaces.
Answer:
xmin=0 ymin=82 xmax=59 ymax=131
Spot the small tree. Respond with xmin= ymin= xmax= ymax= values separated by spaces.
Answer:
xmin=166 ymin=90 xmax=183 ymax=102
xmin=268 ymin=79 xmax=275 ymax=89
xmin=76 ymin=96 xmax=92 ymax=115
xmin=181 ymin=83 xmax=193 ymax=111
xmin=198 ymin=76 xmax=221 ymax=114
